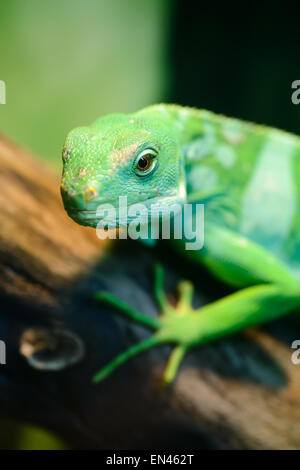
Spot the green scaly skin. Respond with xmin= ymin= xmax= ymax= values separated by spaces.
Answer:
xmin=61 ymin=104 xmax=300 ymax=385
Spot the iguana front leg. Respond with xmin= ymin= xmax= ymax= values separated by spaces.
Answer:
xmin=93 ymin=227 xmax=300 ymax=386
xmin=93 ymin=265 xmax=196 ymax=386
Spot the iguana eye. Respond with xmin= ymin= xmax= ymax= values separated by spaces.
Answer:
xmin=134 ymin=149 xmax=157 ymax=176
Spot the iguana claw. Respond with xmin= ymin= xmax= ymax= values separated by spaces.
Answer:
xmin=93 ymin=264 xmax=199 ymax=386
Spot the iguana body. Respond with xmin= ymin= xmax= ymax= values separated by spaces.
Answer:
xmin=61 ymin=104 xmax=300 ymax=385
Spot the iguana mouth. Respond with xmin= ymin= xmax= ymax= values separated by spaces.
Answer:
xmin=66 ymin=191 xmax=185 ymax=229
xmin=67 ymin=208 xmax=96 ymax=213
xmin=66 ymin=190 xmax=182 ymax=213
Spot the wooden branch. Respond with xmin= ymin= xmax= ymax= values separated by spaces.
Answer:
xmin=0 ymin=134 xmax=299 ymax=449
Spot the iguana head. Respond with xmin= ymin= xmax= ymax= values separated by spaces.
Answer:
xmin=61 ymin=108 xmax=186 ymax=228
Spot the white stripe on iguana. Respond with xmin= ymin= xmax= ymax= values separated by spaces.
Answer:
xmin=183 ymin=123 xmax=216 ymax=161
xmin=187 ymin=166 xmax=218 ymax=191
xmin=221 ymin=118 xmax=245 ymax=145
xmin=240 ymin=130 xmax=297 ymax=252
xmin=215 ymin=144 xmax=237 ymax=168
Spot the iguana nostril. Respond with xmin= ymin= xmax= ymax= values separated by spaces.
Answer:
xmin=62 ymin=186 xmax=75 ymax=198
xmin=60 ymin=184 xmax=77 ymax=200
xmin=85 ymin=186 xmax=98 ymax=201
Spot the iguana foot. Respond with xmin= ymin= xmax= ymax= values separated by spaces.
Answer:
xmin=93 ymin=265 xmax=202 ymax=386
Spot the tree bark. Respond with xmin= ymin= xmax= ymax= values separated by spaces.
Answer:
xmin=0 ymin=134 xmax=299 ymax=449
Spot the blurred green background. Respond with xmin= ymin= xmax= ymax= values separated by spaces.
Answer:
xmin=1 ymin=0 xmax=300 ymax=172
xmin=0 ymin=0 xmax=299 ymax=450
xmin=0 ymin=0 xmax=171 ymax=168
xmin=0 ymin=0 xmax=172 ymax=450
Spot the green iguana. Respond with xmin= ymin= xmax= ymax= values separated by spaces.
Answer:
xmin=60 ymin=104 xmax=300 ymax=385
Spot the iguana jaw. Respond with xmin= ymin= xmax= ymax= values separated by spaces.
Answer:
xmin=65 ymin=184 xmax=186 ymax=229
